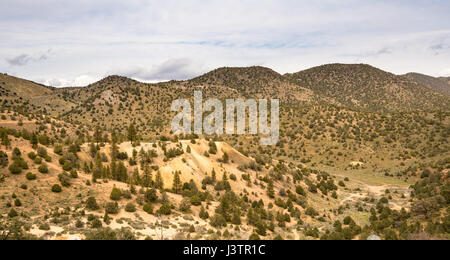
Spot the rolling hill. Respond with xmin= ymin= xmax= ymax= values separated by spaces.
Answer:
xmin=286 ymin=64 xmax=450 ymax=112
xmin=404 ymin=72 xmax=450 ymax=96
xmin=1 ymin=64 xmax=449 ymax=240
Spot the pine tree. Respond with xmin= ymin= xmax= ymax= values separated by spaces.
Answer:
xmin=30 ymin=132 xmax=38 ymax=149
xmin=142 ymin=163 xmax=152 ymax=188
xmin=92 ymin=152 xmax=103 ymax=182
xmin=89 ymin=143 xmax=97 ymax=158
xmin=94 ymin=126 xmax=103 ymax=146
xmin=199 ymin=206 xmax=209 ymax=219
xmin=222 ymin=152 xmax=229 ymax=163
xmin=132 ymin=168 xmax=141 ymax=186
xmin=212 ymin=169 xmax=217 ymax=183
xmin=110 ymin=131 xmax=119 ymax=160
xmin=155 ymin=171 xmax=164 ymax=189
xmin=173 ymin=171 xmax=182 ymax=194
xmin=1 ymin=131 xmax=10 ymax=149
xmin=232 ymin=210 xmax=242 ymax=225
xmin=117 ymin=161 xmax=128 ymax=182
xmin=267 ymin=178 xmax=275 ymax=198
xmin=127 ymin=124 xmax=137 ymax=146
xmin=102 ymin=166 xmax=110 ymax=179
xmin=110 ymin=159 xmax=117 ymax=180
xmin=103 ymin=212 xmax=111 ymax=225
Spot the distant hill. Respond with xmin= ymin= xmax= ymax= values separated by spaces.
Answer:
xmin=285 ymin=64 xmax=450 ymax=112
xmin=404 ymin=72 xmax=450 ymax=96
xmin=0 ymin=73 xmax=53 ymax=97
xmin=189 ymin=66 xmax=314 ymax=103
xmin=0 ymin=73 xmax=75 ymax=116
xmin=2 ymin=64 xmax=450 ymax=134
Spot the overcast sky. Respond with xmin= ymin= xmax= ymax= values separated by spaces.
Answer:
xmin=1 ymin=0 xmax=449 ymax=87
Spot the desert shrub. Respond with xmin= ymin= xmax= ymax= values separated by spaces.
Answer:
xmin=8 ymin=208 xmax=18 ymax=218
xmin=210 ymin=214 xmax=227 ymax=227
xmin=38 ymin=163 xmax=48 ymax=174
xmin=343 ymin=216 xmax=354 ymax=225
xmin=208 ymin=141 xmax=217 ymax=154
xmin=0 ymin=151 xmax=8 ymax=168
xmin=214 ymin=181 xmax=231 ymax=191
xmin=9 ymin=162 xmax=22 ymax=175
xmin=105 ymin=202 xmax=119 ymax=214
xmin=179 ymin=198 xmax=191 ymax=212
xmin=117 ymin=152 xmax=128 ymax=160
xmin=116 ymin=228 xmax=136 ymax=240
xmin=37 ymin=147 xmax=47 ymax=158
xmin=91 ymin=218 xmax=102 ymax=229
xmin=38 ymin=135 xmax=49 ymax=146
xmin=85 ymin=227 xmax=136 ymax=240
xmin=110 ymin=187 xmax=122 ymax=201
xmin=70 ymin=169 xmax=78 ymax=178
xmin=12 ymin=148 xmax=21 ymax=159
xmin=379 ymin=197 xmax=389 ymax=204
xmin=101 ymin=153 xmax=108 ymax=162
xmin=125 ymin=203 xmax=136 ymax=213
xmin=121 ymin=190 xmax=132 ymax=199
xmin=190 ymin=195 xmax=202 ymax=206
xmin=26 ymin=172 xmax=37 ymax=180
xmin=202 ymin=176 xmax=214 ymax=186
xmin=54 ymin=145 xmax=63 ymax=155
xmin=33 ymin=157 xmax=42 ymax=165
xmin=143 ymin=202 xmax=154 ymax=214
xmin=51 ymin=184 xmax=62 ymax=193
xmin=296 ymin=186 xmax=306 ymax=196
xmin=28 ymin=152 xmax=37 ymax=160
xmin=249 ymin=233 xmax=261 ymax=240
xmin=165 ymin=147 xmax=184 ymax=159
xmin=145 ymin=189 xmax=158 ymax=202
xmin=221 ymin=152 xmax=229 ymax=163
xmin=39 ymin=223 xmax=51 ymax=231
xmin=62 ymin=161 xmax=72 ymax=171
xmin=189 ymin=225 xmax=195 ymax=233
xmin=85 ymin=228 xmax=118 ymax=240
xmin=58 ymin=172 xmax=71 ymax=187
xmin=157 ymin=203 xmax=172 ymax=215
xmin=199 ymin=207 xmax=209 ymax=219
xmin=274 ymin=234 xmax=283 ymax=240
xmin=75 ymin=220 xmax=84 ymax=228
xmin=305 ymin=207 xmax=319 ymax=217
xmin=86 ymin=197 xmax=100 ymax=211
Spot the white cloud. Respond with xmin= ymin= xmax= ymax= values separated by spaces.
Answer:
xmin=109 ymin=58 xmax=205 ymax=82
xmin=0 ymin=0 xmax=449 ymax=85
xmin=438 ymin=68 xmax=450 ymax=77
xmin=5 ymin=49 xmax=51 ymax=66
xmin=38 ymin=75 xmax=100 ymax=87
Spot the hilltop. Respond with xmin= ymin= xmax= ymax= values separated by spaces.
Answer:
xmin=286 ymin=64 xmax=450 ymax=112
xmin=404 ymin=72 xmax=450 ymax=96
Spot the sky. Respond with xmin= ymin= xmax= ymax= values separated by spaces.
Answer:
xmin=0 ymin=0 xmax=450 ymax=87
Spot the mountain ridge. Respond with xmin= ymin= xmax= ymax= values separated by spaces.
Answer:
xmin=2 ymin=64 xmax=450 ymax=121
xmin=403 ymin=72 xmax=450 ymax=96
